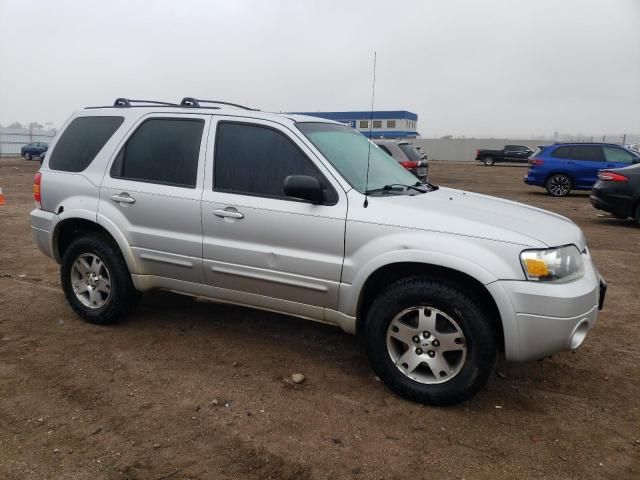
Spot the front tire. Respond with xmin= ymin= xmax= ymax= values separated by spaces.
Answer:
xmin=363 ymin=277 xmax=498 ymax=406
xmin=635 ymin=204 xmax=640 ymax=227
xmin=24 ymin=152 xmax=32 ymax=160
xmin=545 ymin=174 xmax=572 ymax=197
xmin=483 ymin=157 xmax=495 ymax=166
xmin=61 ymin=233 xmax=140 ymax=325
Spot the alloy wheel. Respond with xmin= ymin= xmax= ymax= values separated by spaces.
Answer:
xmin=386 ymin=306 xmax=467 ymax=384
xmin=70 ymin=253 xmax=112 ymax=309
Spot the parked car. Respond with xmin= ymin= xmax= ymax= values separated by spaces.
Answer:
xmin=31 ymin=97 xmax=606 ymax=406
xmin=475 ymin=145 xmax=534 ymax=166
xmin=524 ymin=143 xmax=640 ymax=197
xmin=590 ymin=163 xmax=640 ymax=225
xmin=374 ymin=140 xmax=428 ymax=182
xmin=21 ymin=142 xmax=48 ymax=160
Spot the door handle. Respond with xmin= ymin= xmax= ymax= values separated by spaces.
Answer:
xmin=110 ymin=193 xmax=136 ymax=204
xmin=213 ymin=208 xmax=244 ymax=219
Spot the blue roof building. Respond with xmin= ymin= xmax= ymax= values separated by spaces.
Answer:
xmin=293 ymin=110 xmax=419 ymax=139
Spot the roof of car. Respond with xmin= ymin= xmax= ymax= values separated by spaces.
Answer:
xmin=81 ymin=98 xmax=340 ymax=127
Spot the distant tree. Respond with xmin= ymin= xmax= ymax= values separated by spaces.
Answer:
xmin=29 ymin=121 xmax=44 ymax=130
xmin=440 ymin=134 xmax=453 ymax=139
xmin=8 ymin=121 xmax=23 ymax=128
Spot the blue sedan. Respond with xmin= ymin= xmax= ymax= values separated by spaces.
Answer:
xmin=21 ymin=142 xmax=48 ymax=160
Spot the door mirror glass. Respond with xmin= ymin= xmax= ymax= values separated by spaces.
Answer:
xmin=284 ymin=175 xmax=324 ymax=204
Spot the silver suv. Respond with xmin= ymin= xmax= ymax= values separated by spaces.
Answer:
xmin=31 ymin=98 xmax=606 ymax=405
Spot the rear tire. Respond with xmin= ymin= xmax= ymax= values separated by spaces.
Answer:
xmin=363 ymin=276 xmax=498 ymax=406
xmin=24 ymin=152 xmax=32 ymax=160
xmin=483 ymin=157 xmax=495 ymax=166
xmin=635 ymin=204 xmax=640 ymax=226
xmin=545 ymin=174 xmax=572 ymax=197
xmin=60 ymin=233 xmax=140 ymax=325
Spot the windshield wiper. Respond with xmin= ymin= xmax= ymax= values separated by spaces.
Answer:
xmin=365 ymin=182 xmax=428 ymax=195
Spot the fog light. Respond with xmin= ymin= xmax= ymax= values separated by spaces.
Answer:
xmin=569 ymin=320 xmax=589 ymax=350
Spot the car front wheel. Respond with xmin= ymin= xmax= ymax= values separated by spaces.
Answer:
xmin=545 ymin=174 xmax=572 ymax=197
xmin=24 ymin=152 xmax=32 ymax=160
xmin=363 ymin=276 xmax=498 ymax=406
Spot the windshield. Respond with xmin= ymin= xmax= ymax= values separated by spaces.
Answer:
xmin=398 ymin=143 xmax=422 ymax=160
xmin=296 ymin=122 xmax=420 ymax=193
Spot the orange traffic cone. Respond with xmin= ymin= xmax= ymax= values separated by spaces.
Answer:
xmin=0 ymin=187 xmax=5 ymax=206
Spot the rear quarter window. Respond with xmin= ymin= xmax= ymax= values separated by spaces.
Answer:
xmin=49 ymin=116 xmax=124 ymax=172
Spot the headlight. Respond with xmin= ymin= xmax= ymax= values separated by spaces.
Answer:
xmin=520 ymin=245 xmax=584 ymax=282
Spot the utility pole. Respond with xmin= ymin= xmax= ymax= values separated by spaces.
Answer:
xmin=622 ymin=134 xmax=626 ymax=146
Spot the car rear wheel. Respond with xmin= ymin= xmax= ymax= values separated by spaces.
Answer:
xmin=61 ymin=233 xmax=140 ymax=325
xmin=24 ymin=152 xmax=32 ymax=160
xmin=545 ymin=174 xmax=572 ymax=197
xmin=635 ymin=204 xmax=640 ymax=226
xmin=363 ymin=276 xmax=498 ymax=406
xmin=483 ymin=157 xmax=495 ymax=166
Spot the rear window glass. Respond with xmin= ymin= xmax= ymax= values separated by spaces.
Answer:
xmin=398 ymin=143 xmax=422 ymax=161
xmin=551 ymin=146 xmax=572 ymax=159
xmin=111 ymin=118 xmax=203 ymax=188
xmin=49 ymin=116 xmax=123 ymax=172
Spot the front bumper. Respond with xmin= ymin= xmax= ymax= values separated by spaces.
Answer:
xmin=487 ymin=256 xmax=604 ymax=362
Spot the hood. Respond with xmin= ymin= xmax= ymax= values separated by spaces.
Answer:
xmin=352 ymin=187 xmax=586 ymax=250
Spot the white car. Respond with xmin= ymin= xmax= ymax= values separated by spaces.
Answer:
xmin=31 ymin=97 xmax=606 ymax=405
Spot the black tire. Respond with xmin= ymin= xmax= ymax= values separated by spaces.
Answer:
xmin=24 ymin=152 xmax=32 ymax=160
xmin=635 ymin=204 xmax=640 ymax=227
xmin=483 ymin=157 xmax=495 ymax=166
xmin=363 ymin=276 xmax=498 ymax=406
xmin=60 ymin=233 xmax=140 ymax=325
xmin=545 ymin=174 xmax=572 ymax=197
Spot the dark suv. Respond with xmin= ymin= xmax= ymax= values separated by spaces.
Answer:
xmin=524 ymin=143 xmax=640 ymax=196
xmin=21 ymin=142 xmax=48 ymax=160
xmin=374 ymin=140 xmax=428 ymax=182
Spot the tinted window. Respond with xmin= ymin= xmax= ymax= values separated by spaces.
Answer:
xmin=214 ymin=122 xmax=335 ymax=202
xmin=372 ymin=120 xmax=382 ymax=128
xmin=603 ymin=146 xmax=636 ymax=164
xmin=49 ymin=116 xmax=123 ymax=172
xmin=111 ymin=118 xmax=203 ymax=188
xmin=378 ymin=145 xmax=393 ymax=156
xmin=359 ymin=120 xmax=368 ymax=129
xmin=571 ymin=146 xmax=604 ymax=161
xmin=398 ymin=143 xmax=422 ymax=160
xmin=387 ymin=120 xmax=396 ymax=128
xmin=551 ymin=146 xmax=572 ymax=159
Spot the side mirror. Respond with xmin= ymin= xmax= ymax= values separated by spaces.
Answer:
xmin=284 ymin=175 xmax=324 ymax=204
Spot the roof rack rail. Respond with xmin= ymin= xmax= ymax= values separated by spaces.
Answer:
xmin=113 ymin=98 xmax=178 ymax=107
xmin=180 ymin=97 xmax=258 ymax=111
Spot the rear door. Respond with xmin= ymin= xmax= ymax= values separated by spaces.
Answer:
xmin=99 ymin=113 xmax=209 ymax=283
xmin=200 ymin=117 xmax=347 ymax=318
xmin=568 ymin=145 xmax=606 ymax=188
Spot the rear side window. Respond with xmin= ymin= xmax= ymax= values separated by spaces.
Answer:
xmin=551 ymin=146 xmax=572 ymax=159
xmin=111 ymin=118 xmax=204 ymax=188
xmin=571 ymin=146 xmax=604 ymax=161
xmin=214 ymin=122 xmax=336 ymax=202
xmin=49 ymin=116 xmax=123 ymax=172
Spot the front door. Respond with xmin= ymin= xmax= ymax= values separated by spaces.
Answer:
xmin=200 ymin=117 xmax=347 ymax=318
xmin=99 ymin=113 xmax=210 ymax=283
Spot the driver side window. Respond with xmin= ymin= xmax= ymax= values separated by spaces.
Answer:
xmin=213 ymin=122 xmax=337 ymax=203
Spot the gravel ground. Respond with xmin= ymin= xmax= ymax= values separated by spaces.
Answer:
xmin=0 ymin=157 xmax=639 ymax=479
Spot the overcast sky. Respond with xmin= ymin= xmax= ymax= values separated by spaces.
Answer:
xmin=0 ymin=0 xmax=638 ymax=138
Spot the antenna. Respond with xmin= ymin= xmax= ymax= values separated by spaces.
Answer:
xmin=363 ymin=51 xmax=377 ymax=208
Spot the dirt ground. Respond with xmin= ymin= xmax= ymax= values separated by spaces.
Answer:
xmin=0 ymin=157 xmax=639 ymax=480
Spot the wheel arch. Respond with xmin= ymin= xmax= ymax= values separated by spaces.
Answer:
xmin=53 ymin=216 xmax=137 ymax=273
xmin=354 ymin=262 xmax=504 ymax=352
